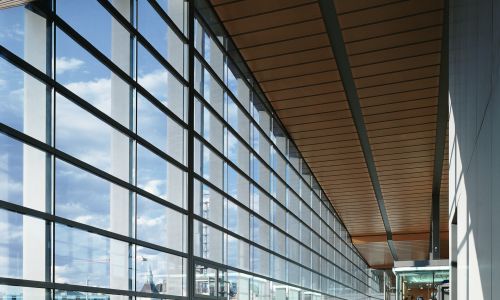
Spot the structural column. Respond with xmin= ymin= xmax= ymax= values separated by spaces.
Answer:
xmin=110 ymin=0 xmax=131 ymax=294
xmin=22 ymin=7 xmax=48 ymax=299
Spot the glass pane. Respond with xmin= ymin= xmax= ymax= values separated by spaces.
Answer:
xmin=251 ymin=186 xmax=270 ymax=220
xmin=137 ymin=144 xmax=186 ymax=209
xmin=0 ymin=135 xmax=48 ymax=207
xmin=194 ymin=139 xmax=224 ymax=190
xmin=54 ymin=224 xmax=133 ymax=290
xmin=0 ymin=59 xmax=48 ymax=139
xmin=138 ymin=94 xmax=186 ymax=164
xmin=0 ymin=285 xmax=48 ymax=299
xmin=194 ymin=179 xmax=225 ymax=227
xmin=251 ymin=216 xmax=270 ymax=249
xmin=195 ymin=98 xmax=224 ymax=152
xmin=226 ymin=166 xmax=250 ymax=207
xmin=251 ymin=246 xmax=270 ymax=277
xmin=227 ymin=97 xmax=250 ymax=143
xmin=136 ymin=246 xmax=186 ymax=296
xmin=138 ymin=0 xmax=185 ymax=76
xmin=0 ymin=6 xmax=46 ymax=71
xmin=157 ymin=0 xmax=187 ymax=35
xmin=138 ymin=44 xmax=186 ymax=121
xmin=227 ymin=131 xmax=250 ymax=175
xmin=226 ymin=200 xmax=249 ymax=239
xmin=0 ymin=209 xmax=45 ymax=281
xmin=227 ymin=235 xmax=249 ymax=271
xmin=136 ymin=195 xmax=187 ymax=252
xmin=56 ymin=94 xmax=131 ymax=181
xmin=55 ymin=159 xmax=132 ymax=234
xmin=194 ymin=220 xmax=224 ymax=264
xmin=195 ymin=265 xmax=217 ymax=296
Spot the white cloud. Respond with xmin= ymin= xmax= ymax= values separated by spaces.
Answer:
xmin=140 ymin=179 xmax=166 ymax=198
xmin=137 ymin=215 xmax=164 ymax=227
xmin=56 ymin=57 xmax=84 ymax=74
xmin=138 ymin=69 xmax=168 ymax=97
xmin=0 ymin=22 xmax=23 ymax=41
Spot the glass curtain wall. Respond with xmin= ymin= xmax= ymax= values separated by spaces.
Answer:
xmin=0 ymin=0 xmax=383 ymax=299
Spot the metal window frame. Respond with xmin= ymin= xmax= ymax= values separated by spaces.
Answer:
xmin=0 ymin=0 xmax=385 ymax=298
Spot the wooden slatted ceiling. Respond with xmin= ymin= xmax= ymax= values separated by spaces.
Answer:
xmin=211 ymin=0 xmax=388 ymax=246
xmin=335 ymin=0 xmax=445 ymax=259
xmin=211 ymin=0 xmax=448 ymax=266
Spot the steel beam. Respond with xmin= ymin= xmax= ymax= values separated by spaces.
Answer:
xmin=318 ymin=0 xmax=398 ymax=262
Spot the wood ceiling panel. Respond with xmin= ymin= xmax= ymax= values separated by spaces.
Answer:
xmin=352 ymin=53 xmax=441 ymax=78
xmin=247 ymin=47 xmax=333 ymax=71
xmin=267 ymin=81 xmax=344 ymax=101
xmin=337 ymin=0 xmax=443 ymax=29
xmin=363 ymin=97 xmax=438 ymax=115
xmin=349 ymin=40 xmax=442 ymax=67
xmin=222 ymin=3 xmax=321 ymax=35
xmin=356 ymin=66 xmax=440 ymax=89
xmin=255 ymin=60 xmax=337 ymax=82
xmin=361 ymin=87 xmax=438 ymax=106
xmin=233 ymin=18 xmax=326 ymax=49
xmin=394 ymin=240 xmax=429 ymax=261
xmin=346 ymin=26 xmax=442 ymax=55
xmin=365 ymin=115 xmax=437 ymax=131
xmin=368 ymin=123 xmax=437 ymax=139
xmin=239 ymin=34 xmax=330 ymax=61
xmin=358 ymin=78 xmax=440 ymax=98
xmin=214 ymin=0 xmax=316 ymax=21
xmin=354 ymin=241 xmax=394 ymax=267
xmin=334 ymin=0 xmax=401 ymax=15
xmin=342 ymin=10 xmax=443 ymax=43
xmin=260 ymin=71 xmax=340 ymax=92
xmin=371 ymin=137 xmax=436 ymax=150
xmin=298 ymin=139 xmax=360 ymax=152
xmin=286 ymin=118 xmax=354 ymax=132
xmin=213 ymin=0 xmax=446 ymax=266
xmin=277 ymin=101 xmax=349 ymax=118
xmin=364 ymin=106 xmax=437 ymax=124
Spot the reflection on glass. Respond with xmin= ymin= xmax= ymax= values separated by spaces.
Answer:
xmin=194 ymin=179 xmax=224 ymax=227
xmin=227 ymin=166 xmax=250 ymax=207
xmin=56 ymin=94 xmax=131 ymax=181
xmin=227 ymin=97 xmax=250 ymax=142
xmin=138 ymin=0 xmax=185 ymax=76
xmin=0 ymin=209 xmax=45 ymax=281
xmin=195 ymin=265 xmax=217 ymax=296
xmin=138 ymin=94 xmax=186 ymax=165
xmin=54 ymin=224 xmax=133 ymax=290
xmin=195 ymin=98 xmax=223 ymax=152
xmin=138 ymin=44 xmax=186 ymax=121
xmin=0 ymin=135 xmax=24 ymax=205
xmin=251 ymin=246 xmax=270 ymax=277
xmin=194 ymin=220 xmax=223 ymax=264
xmin=136 ymin=246 xmax=186 ymax=296
xmin=137 ymin=144 xmax=186 ymax=209
xmin=194 ymin=139 xmax=223 ymax=190
xmin=54 ymin=290 xmax=129 ymax=300
xmin=226 ymin=200 xmax=249 ymax=239
xmin=136 ymin=195 xmax=186 ymax=252
xmin=56 ymin=159 xmax=126 ymax=232
xmin=0 ymin=285 xmax=47 ymax=299
xmin=0 ymin=59 xmax=47 ymax=138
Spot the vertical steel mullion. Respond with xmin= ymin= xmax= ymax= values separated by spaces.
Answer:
xmin=187 ymin=1 xmax=196 ymax=300
xmin=131 ymin=0 xmax=138 ymax=292
xmin=47 ymin=1 xmax=55 ymax=298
